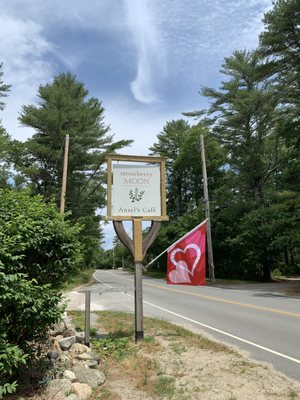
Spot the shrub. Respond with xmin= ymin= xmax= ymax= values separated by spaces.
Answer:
xmin=0 ymin=189 xmax=82 ymax=394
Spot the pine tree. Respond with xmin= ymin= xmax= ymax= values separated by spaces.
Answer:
xmin=13 ymin=72 xmax=132 ymax=266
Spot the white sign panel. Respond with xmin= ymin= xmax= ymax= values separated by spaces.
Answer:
xmin=112 ymin=165 xmax=161 ymax=217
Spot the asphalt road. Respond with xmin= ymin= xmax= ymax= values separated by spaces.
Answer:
xmin=67 ymin=269 xmax=300 ymax=383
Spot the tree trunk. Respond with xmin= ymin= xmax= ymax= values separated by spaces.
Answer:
xmin=262 ymin=260 xmax=272 ymax=282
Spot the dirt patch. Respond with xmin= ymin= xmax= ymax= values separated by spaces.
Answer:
xmin=88 ymin=313 xmax=300 ymax=400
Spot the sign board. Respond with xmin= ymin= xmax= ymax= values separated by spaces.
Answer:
xmin=113 ymin=165 xmax=161 ymax=217
xmin=105 ymin=154 xmax=168 ymax=221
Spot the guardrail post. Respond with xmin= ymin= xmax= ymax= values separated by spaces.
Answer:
xmin=84 ymin=290 xmax=91 ymax=347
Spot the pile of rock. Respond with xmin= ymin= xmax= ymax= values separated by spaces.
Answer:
xmin=45 ymin=314 xmax=106 ymax=400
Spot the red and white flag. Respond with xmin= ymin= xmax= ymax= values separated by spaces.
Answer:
xmin=167 ymin=221 xmax=206 ymax=285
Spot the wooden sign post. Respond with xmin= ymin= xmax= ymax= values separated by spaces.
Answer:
xmin=105 ymin=154 xmax=168 ymax=340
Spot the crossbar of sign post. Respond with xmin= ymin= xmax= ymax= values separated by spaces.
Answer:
xmin=78 ymin=287 xmax=134 ymax=347
xmin=78 ymin=287 xmax=133 ymax=295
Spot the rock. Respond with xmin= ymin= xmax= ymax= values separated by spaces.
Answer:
xmin=63 ymin=315 xmax=73 ymax=325
xmin=59 ymin=353 xmax=71 ymax=363
xmin=77 ymin=351 xmax=99 ymax=362
xmin=75 ymin=332 xmax=85 ymax=344
xmin=47 ymin=350 xmax=59 ymax=360
xmin=65 ymin=395 xmax=79 ymax=400
xmin=69 ymin=343 xmax=90 ymax=355
xmin=50 ymin=320 xmax=67 ymax=336
xmin=54 ymin=340 xmax=64 ymax=353
xmin=71 ymin=358 xmax=84 ymax=367
xmin=71 ymin=382 xmax=92 ymax=400
xmin=46 ymin=378 xmax=72 ymax=399
xmin=94 ymin=330 xmax=108 ymax=339
xmin=65 ymin=324 xmax=77 ymax=337
xmin=59 ymin=336 xmax=76 ymax=351
xmin=63 ymin=369 xmax=76 ymax=381
xmin=84 ymin=360 xmax=98 ymax=369
xmin=72 ymin=365 xmax=106 ymax=388
xmin=77 ymin=352 xmax=93 ymax=361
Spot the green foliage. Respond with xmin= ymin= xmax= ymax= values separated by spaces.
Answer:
xmin=0 ymin=336 xmax=26 ymax=398
xmin=0 ymin=189 xmax=82 ymax=286
xmin=93 ymin=336 xmax=132 ymax=361
xmin=0 ymin=382 xmax=18 ymax=399
xmin=234 ymin=192 xmax=300 ymax=279
xmin=154 ymin=375 xmax=176 ymax=398
xmin=260 ymin=0 xmax=300 ymax=73
xmin=11 ymin=72 xmax=132 ymax=267
xmin=201 ymin=50 xmax=280 ymax=203
xmin=0 ymin=63 xmax=11 ymax=111
xmin=0 ymin=189 xmax=82 ymax=393
xmin=0 ymin=268 xmax=65 ymax=346
xmin=148 ymin=1 xmax=300 ymax=280
xmin=150 ymin=120 xmax=225 ymax=218
xmin=0 ymin=267 xmax=65 ymax=395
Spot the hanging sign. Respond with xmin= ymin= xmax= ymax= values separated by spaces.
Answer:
xmin=113 ymin=165 xmax=161 ymax=217
xmin=105 ymin=154 xmax=168 ymax=221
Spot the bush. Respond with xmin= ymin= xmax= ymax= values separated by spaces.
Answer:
xmin=0 ymin=189 xmax=82 ymax=394
xmin=0 ymin=189 xmax=82 ymax=286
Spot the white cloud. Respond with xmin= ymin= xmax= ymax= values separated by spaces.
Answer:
xmin=123 ymin=0 xmax=166 ymax=104
xmin=0 ymin=15 xmax=55 ymax=139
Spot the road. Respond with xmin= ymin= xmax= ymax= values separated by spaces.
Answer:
xmin=67 ymin=269 xmax=300 ymax=383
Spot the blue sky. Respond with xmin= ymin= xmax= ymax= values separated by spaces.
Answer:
xmin=0 ymin=0 xmax=272 ymax=248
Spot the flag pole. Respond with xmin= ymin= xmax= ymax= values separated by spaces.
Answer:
xmin=143 ymin=219 xmax=208 ymax=270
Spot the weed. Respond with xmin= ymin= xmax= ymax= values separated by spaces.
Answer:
xmin=90 ymin=326 xmax=98 ymax=337
xmin=63 ymin=268 xmax=96 ymax=291
xmin=170 ymin=342 xmax=186 ymax=355
xmin=288 ymin=389 xmax=299 ymax=399
xmin=155 ymin=375 xmax=176 ymax=398
xmin=93 ymin=336 xmax=133 ymax=361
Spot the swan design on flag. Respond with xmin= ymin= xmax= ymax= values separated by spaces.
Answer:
xmin=167 ymin=222 xmax=206 ymax=286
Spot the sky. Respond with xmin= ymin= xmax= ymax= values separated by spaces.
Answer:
xmin=0 ymin=0 xmax=273 ymax=248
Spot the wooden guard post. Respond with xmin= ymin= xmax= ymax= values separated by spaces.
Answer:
xmin=114 ymin=219 xmax=161 ymax=340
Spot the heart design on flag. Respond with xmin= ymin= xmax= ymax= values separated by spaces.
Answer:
xmin=170 ymin=244 xmax=201 ymax=276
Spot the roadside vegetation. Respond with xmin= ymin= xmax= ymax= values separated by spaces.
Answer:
xmin=67 ymin=311 xmax=300 ymax=400
xmin=62 ymin=268 xmax=97 ymax=291
xmin=0 ymin=0 xmax=299 ymax=397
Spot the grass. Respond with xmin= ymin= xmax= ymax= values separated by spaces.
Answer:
xmin=9 ymin=310 xmax=300 ymax=399
xmin=67 ymin=310 xmax=231 ymax=400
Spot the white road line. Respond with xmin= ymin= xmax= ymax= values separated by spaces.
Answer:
xmin=141 ymin=299 xmax=300 ymax=365
xmin=93 ymin=272 xmax=114 ymax=288
xmin=94 ymin=271 xmax=300 ymax=365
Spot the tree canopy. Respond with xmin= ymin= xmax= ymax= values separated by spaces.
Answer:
xmin=11 ymin=72 xmax=132 ymax=266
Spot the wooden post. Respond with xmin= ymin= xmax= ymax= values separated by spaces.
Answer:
xmin=200 ymin=134 xmax=215 ymax=282
xmin=133 ymin=219 xmax=144 ymax=340
xmin=84 ymin=290 xmax=91 ymax=347
xmin=60 ymin=134 xmax=70 ymax=215
xmin=112 ymin=248 xmax=115 ymax=269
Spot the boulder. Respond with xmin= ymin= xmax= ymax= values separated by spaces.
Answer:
xmin=77 ymin=351 xmax=99 ymax=362
xmin=72 ymin=365 xmax=106 ymax=388
xmin=65 ymin=324 xmax=77 ymax=337
xmin=59 ymin=336 xmax=76 ymax=351
xmin=75 ymin=332 xmax=85 ymax=344
xmin=69 ymin=343 xmax=90 ymax=355
xmin=45 ymin=378 xmax=72 ymax=399
xmin=63 ymin=369 xmax=76 ymax=381
xmin=65 ymin=395 xmax=79 ymax=400
xmin=71 ymin=382 xmax=92 ymax=400
xmin=84 ymin=360 xmax=98 ymax=369
xmin=47 ymin=350 xmax=59 ymax=360
xmin=50 ymin=320 xmax=67 ymax=336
